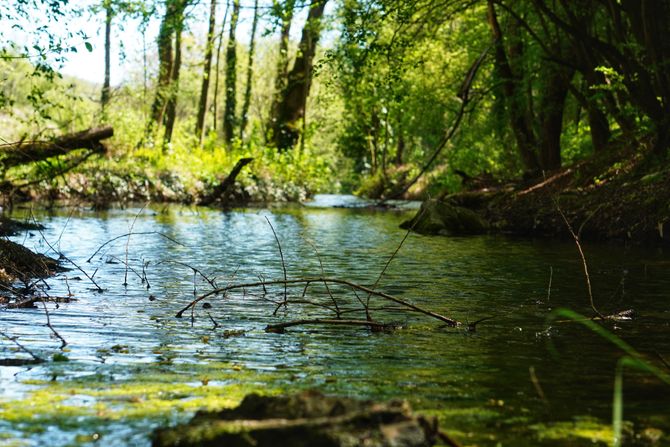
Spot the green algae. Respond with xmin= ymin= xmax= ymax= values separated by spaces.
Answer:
xmin=0 ymin=361 xmax=288 ymax=444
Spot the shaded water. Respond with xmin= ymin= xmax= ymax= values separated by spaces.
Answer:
xmin=1 ymin=196 xmax=669 ymax=446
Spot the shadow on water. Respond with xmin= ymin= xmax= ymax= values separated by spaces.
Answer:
xmin=1 ymin=198 xmax=669 ymax=446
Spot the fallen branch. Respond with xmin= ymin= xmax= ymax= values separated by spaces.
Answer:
xmin=175 ymin=277 xmax=460 ymax=327
xmin=0 ymin=126 xmax=113 ymax=168
xmin=265 ymin=318 xmax=391 ymax=333
xmin=0 ymin=330 xmax=44 ymax=363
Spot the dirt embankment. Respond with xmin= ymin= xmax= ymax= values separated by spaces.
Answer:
xmin=406 ymin=154 xmax=670 ymax=245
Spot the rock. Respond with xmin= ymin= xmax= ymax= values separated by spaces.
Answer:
xmin=152 ymin=390 xmax=441 ymax=447
xmin=400 ymin=199 xmax=488 ymax=235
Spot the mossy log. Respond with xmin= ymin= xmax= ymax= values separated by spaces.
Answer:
xmin=153 ymin=390 xmax=458 ymax=447
xmin=0 ymin=126 xmax=112 ymax=169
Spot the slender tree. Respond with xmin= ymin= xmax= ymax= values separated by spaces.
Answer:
xmin=195 ymin=0 xmax=217 ymax=143
xmin=212 ymin=0 xmax=230 ymax=132
xmin=223 ymin=0 xmax=240 ymax=145
xmin=163 ymin=9 xmax=184 ymax=145
xmin=239 ymin=0 xmax=259 ymax=140
xmin=100 ymin=0 xmax=113 ymax=112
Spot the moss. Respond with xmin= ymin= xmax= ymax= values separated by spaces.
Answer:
xmin=529 ymin=417 xmax=618 ymax=445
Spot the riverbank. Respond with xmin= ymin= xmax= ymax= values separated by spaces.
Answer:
xmin=406 ymin=151 xmax=670 ymax=245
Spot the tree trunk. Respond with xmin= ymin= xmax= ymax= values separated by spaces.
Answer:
xmin=239 ymin=0 xmax=259 ymax=141
xmin=223 ymin=0 xmax=241 ymax=146
xmin=395 ymin=129 xmax=405 ymax=166
xmin=271 ymin=0 xmax=328 ymax=151
xmin=195 ymin=0 xmax=217 ymax=144
xmin=148 ymin=1 xmax=176 ymax=132
xmin=486 ymin=0 xmax=541 ymax=176
xmin=212 ymin=1 xmax=230 ymax=133
xmin=163 ymin=20 xmax=183 ymax=146
xmin=101 ymin=2 xmax=112 ymax=111
xmin=537 ymin=66 xmax=573 ymax=171
xmin=267 ymin=0 xmax=296 ymax=141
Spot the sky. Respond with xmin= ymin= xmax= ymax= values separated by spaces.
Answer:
xmin=6 ymin=0 xmax=316 ymax=86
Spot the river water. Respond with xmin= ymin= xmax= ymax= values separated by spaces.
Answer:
xmin=1 ymin=196 xmax=669 ymax=446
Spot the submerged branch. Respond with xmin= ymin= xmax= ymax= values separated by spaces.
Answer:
xmin=175 ymin=277 xmax=460 ymax=327
xmin=265 ymin=318 xmax=391 ymax=333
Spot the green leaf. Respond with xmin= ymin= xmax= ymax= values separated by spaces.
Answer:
xmin=85 ymin=42 xmax=93 ymax=52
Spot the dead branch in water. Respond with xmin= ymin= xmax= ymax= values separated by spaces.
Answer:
xmin=554 ymin=199 xmax=605 ymax=320
xmin=265 ymin=217 xmax=288 ymax=311
xmin=0 ymin=330 xmax=44 ymax=363
xmin=87 ymin=231 xmax=186 ymax=263
xmin=175 ymin=277 xmax=460 ymax=327
xmin=265 ymin=318 xmax=392 ymax=333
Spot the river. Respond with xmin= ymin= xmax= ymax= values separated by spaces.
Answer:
xmin=1 ymin=196 xmax=669 ymax=446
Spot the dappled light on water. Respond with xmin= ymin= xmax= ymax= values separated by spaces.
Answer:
xmin=1 ymin=202 xmax=669 ymax=446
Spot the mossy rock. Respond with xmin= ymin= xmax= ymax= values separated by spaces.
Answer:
xmin=400 ymin=199 xmax=489 ymax=236
xmin=152 ymin=390 xmax=438 ymax=447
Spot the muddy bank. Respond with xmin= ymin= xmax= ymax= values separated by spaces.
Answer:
xmin=405 ymin=156 xmax=670 ymax=244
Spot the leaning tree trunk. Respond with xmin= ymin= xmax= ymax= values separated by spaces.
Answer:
xmin=101 ymin=2 xmax=112 ymax=111
xmin=222 ymin=0 xmax=241 ymax=146
xmin=239 ymin=0 xmax=259 ymax=140
xmin=195 ymin=0 xmax=217 ymax=144
xmin=271 ymin=0 xmax=328 ymax=151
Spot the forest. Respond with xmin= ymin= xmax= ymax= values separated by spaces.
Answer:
xmin=0 ymin=0 xmax=669 ymax=446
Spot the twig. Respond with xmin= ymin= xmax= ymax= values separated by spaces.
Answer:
xmin=656 ymin=352 xmax=670 ymax=371
xmin=0 ymin=330 xmax=44 ymax=362
xmin=554 ymin=200 xmax=605 ymax=319
xmin=56 ymin=208 xmax=75 ymax=252
xmin=547 ymin=266 xmax=553 ymax=302
xmin=30 ymin=213 xmax=104 ymax=292
xmin=529 ymin=366 xmax=548 ymax=404
xmin=157 ymin=260 xmax=218 ymax=289
xmin=109 ymin=255 xmax=144 ymax=283
xmin=305 ymin=239 xmax=341 ymax=318
xmin=125 ymin=202 xmax=149 ymax=286
xmin=265 ymin=216 xmax=288 ymax=308
xmin=87 ymin=231 xmax=186 ymax=262
xmin=207 ymin=312 xmax=219 ymax=330
xmin=40 ymin=298 xmax=67 ymax=349
xmin=175 ymin=277 xmax=460 ymax=327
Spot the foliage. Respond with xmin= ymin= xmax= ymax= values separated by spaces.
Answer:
xmin=1 ymin=0 xmax=668 ymax=202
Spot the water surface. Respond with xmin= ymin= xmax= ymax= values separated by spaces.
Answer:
xmin=1 ymin=198 xmax=669 ymax=446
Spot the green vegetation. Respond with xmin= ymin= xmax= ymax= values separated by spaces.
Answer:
xmin=0 ymin=0 xmax=667 ymax=206
xmin=1 ymin=1 xmax=669 ymax=446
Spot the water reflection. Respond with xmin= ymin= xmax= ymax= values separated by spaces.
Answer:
xmin=1 ymin=201 xmax=669 ymax=446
